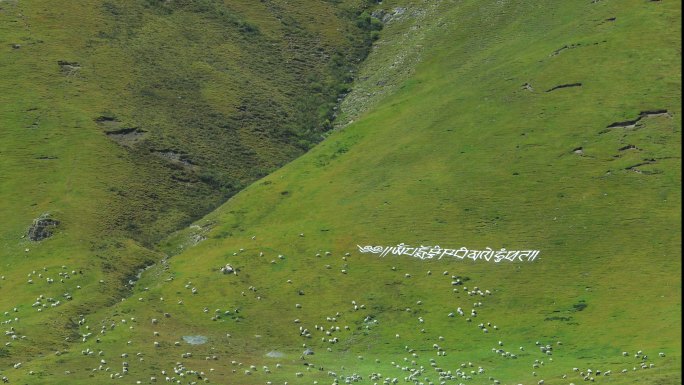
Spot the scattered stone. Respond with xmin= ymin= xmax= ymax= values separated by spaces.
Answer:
xmin=618 ymin=144 xmax=641 ymax=151
xmin=550 ymin=43 xmax=581 ymax=57
xmin=57 ymin=60 xmax=81 ymax=75
xmin=381 ymin=7 xmax=407 ymax=23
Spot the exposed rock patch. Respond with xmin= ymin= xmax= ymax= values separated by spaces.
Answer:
xmin=57 ymin=60 xmax=80 ymax=76
xmin=603 ymin=109 xmax=671 ymax=132
xmin=182 ymin=335 xmax=207 ymax=345
xmin=618 ymin=144 xmax=641 ymax=152
xmin=546 ymin=83 xmax=582 ymax=92
xmin=106 ymin=127 xmax=147 ymax=146
xmin=550 ymin=43 xmax=581 ymax=57
xmin=27 ymin=214 xmax=59 ymax=241
xmin=153 ymin=150 xmax=195 ymax=167
xmin=96 ymin=116 xmax=146 ymax=146
xmin=378 ymin=7 xmax=407 ymax=24
xmin=639 ymin=109 xmax=671 ymax=118
xmin=625 ymin=158 xmax=658 ymax=174
xmin=95 ymin=115 xmax=122 ymax=130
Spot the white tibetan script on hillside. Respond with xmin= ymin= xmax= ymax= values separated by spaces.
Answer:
xmin=357 ymin=243 xmax=539 ymax=263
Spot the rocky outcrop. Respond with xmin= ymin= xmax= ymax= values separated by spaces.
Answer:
xmin=28 ymin=215 xmax=59 ymax=241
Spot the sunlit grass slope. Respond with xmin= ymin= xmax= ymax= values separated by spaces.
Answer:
xmin=2 ymin=0 xmax=681 ymax=384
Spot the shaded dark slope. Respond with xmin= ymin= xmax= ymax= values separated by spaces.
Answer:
xmin=0 ymin=0 xmax=375 ymax=360
xmin=77 ymin=0 xmax=373 ymax=244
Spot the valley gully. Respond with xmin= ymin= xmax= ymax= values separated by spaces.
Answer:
xmin=357 ymin=243 xmax=540 ymax=262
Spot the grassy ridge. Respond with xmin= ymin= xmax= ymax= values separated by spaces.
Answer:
xmin=1 ymin=0 xmax=681 ymax=384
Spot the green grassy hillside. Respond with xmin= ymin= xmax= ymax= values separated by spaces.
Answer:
xmin=0 ymin=0 xmax=371 ymax=375
xmin=0 ymin=0 xmax=372 ymax=245
xmin=1 ymin=0 xmax=681 ymax=384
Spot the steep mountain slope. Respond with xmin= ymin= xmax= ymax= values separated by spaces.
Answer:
xmin=1 ymin=0 xmax=681 ymax=384
xmin=0 ymin=0 xmax=372 ymax=372
xmin=1 ymin=0 xmax=372 ymax=246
